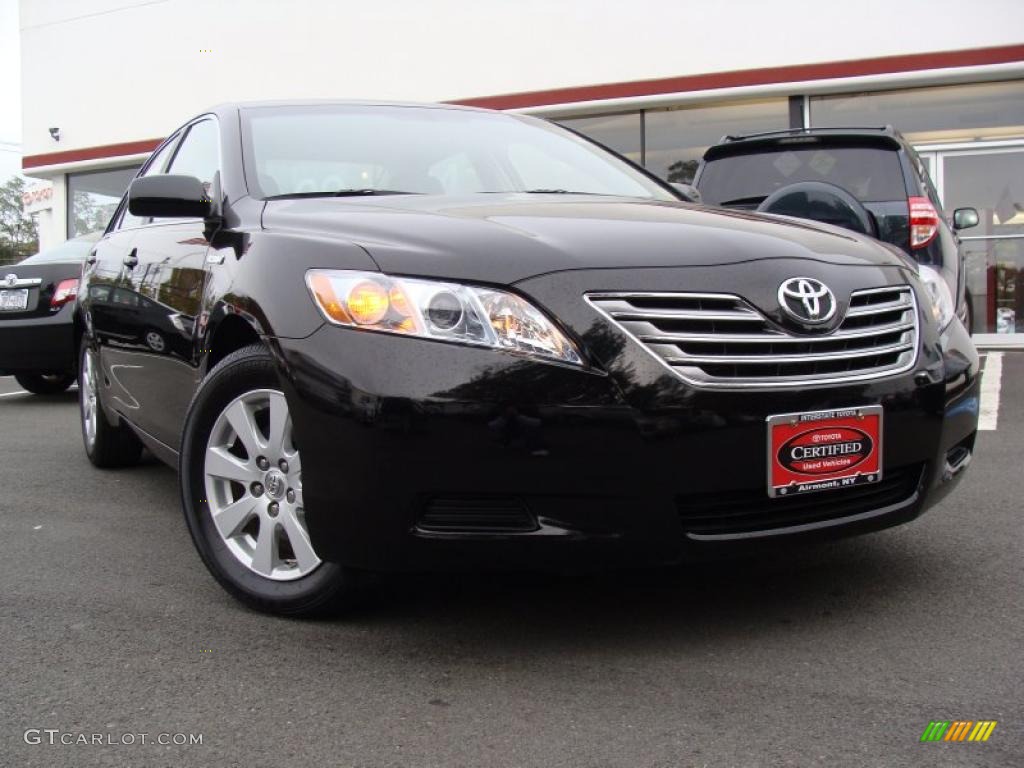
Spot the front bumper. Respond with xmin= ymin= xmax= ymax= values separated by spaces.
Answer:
xmin=273 ymin=311 xmax=979 ymax=572
xmin=0 ymin=306 xmax=76 ymax=375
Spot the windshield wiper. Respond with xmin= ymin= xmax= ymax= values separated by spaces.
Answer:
xmin=718 ymin=195 xmax=768 ymax=206
xmin=523 ymin=188 xmax=615 ymax=195
xmin=479 ymin=189 xmax=637 ymax=197
xmin=263 ymin=189 xmax=418 ymax=200
xmin=332 ymin=188 xmax=416 ymax=197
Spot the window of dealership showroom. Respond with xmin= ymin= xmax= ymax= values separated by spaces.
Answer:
xmin=67 ymin=166 xmax=141 ymax=238
xmin=559 ymin=79 xmax=1024 ymax=336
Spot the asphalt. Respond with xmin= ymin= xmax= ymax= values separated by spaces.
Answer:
xmin=0 ymin=356 xmax=1021 ymax=768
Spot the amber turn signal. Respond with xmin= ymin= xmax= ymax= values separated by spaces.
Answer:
xmin=308 ymin=273 xmax=351 ymax=324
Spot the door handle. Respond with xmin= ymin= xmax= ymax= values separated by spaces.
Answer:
xmin=123 ymin=249 xmax=139 ymax=269
xmin=86 ymin=251 xmax=98 ymax=265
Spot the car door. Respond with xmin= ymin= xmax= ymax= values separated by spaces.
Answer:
xmin=87 ymin=134 xmax=182 ymax=424
xmin=85 ymin=234 xmax=137 ymax=348
xmin=113 ymin=117 xmax=221 ymax=449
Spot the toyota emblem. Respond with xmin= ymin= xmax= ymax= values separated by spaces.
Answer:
xmin=4 ymin=274 xmax=17 ymax=288
xmin=778 ymin=277 xmax=837 ymax=325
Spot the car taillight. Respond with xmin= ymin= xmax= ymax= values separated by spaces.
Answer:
xmin=909 ymin=196 xmax=939 ymax=249
xmin=51 ymin=278 xmax=78 ymax=309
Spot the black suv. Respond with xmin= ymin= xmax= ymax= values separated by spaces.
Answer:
xmin=693 ymin=127 xmax=979 ymax=331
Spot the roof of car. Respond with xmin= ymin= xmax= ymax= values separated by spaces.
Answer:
xmin=203 ymin=99 xmax=496 ymax=118
xmin=703 ymin=126 xmax=907 ymax=160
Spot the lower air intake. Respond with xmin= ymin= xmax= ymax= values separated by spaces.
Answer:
xmin=676 ymin=464 xmax=924 ymax=538
xmin=417 ymin=497 xmax=538 ymax=534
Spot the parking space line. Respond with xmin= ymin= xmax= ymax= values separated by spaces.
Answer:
xmin=978 ymin=351 xmax=1002 ymax=431
xmin=0 ymin=390 xmax=29 ymax=398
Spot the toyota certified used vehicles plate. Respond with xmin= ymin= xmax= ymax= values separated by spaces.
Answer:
xmin=76 ymin=101 xmax=979 ymax=616
xmin=0 ymin=233 xmax=99 ymax=394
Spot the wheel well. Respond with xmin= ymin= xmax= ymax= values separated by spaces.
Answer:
xmin=206 ymin=315 xmax=262 ymax=372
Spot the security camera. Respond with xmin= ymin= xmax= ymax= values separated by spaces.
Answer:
xmin=48 ymin=127 xmax=60 ymax=142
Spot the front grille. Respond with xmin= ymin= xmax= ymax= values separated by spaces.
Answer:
xmin=676 ymin=464 xmax=924 ymax=538
xmin=416 ymin=497 xmax=538 ymax=534
xmin=586 ymin=286 xmax=919 ymax=388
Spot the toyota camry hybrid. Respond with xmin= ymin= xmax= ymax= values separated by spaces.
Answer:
xmin=76 ymin=101 xmax=979 ymax=616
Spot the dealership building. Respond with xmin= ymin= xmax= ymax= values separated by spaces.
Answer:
xmin=18 ymin=0 xmax=1024 ymax=341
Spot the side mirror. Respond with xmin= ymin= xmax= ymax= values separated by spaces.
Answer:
xmin=671 ymin=182 xmax=702 ymax=204
xmin=128 ymin=174 xmax=212 ymax=218
xmin=953 ymin=207 xmax=979 ymax=231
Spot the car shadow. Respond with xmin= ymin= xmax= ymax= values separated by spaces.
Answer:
xmin=319 ymin=532 xmax=944 ymax=654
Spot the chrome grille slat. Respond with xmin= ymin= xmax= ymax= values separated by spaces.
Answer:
xmin=610 ymin=309 xmax=762 ymax=321
xmin=657 ymin=340 xmax=915 ymax=365
xmin=845 ymin=298 xmax=912 ymax=317
xmin=635 ymin=320 xmax=915 ymax=344
xmin=586 ymin=286 xmax=920 ymax=389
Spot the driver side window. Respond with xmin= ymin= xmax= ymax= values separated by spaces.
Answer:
xmin=118 ymin=135 xmax=179 ymax=230
xmin=168 ymin=119 xmax=220 ymax=193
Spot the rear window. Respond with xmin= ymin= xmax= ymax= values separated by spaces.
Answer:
xmin=698 ymin=146 xmax=907 ymax=206
xmin=18 ymin=236 xmax=97 ymax=264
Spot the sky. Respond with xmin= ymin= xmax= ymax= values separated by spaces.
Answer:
xmin=0 ymin=0 xmax=22 ymax=183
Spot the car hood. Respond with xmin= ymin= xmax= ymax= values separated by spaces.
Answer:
xmin=261 ymin=193 xmax=914 ymax=284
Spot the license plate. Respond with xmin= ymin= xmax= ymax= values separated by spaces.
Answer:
xmin=0 ymin=289 xmax=29 ymax=311
xmin=766 ymin=406 xmax=882 ymax=498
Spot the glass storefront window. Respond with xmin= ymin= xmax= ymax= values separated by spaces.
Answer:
xmin=644 ymin=99 xmax=789 ymax=183
xmin=67 ymin=166 xmax=140 ymax=237
xmin=943 ymin=151 xmax=1024 ymax=235
xmin=811 ymin=80 xmax=1024 ymax=144
xmin=942 ymin=149 xmax=1024 ymax=334
xmin=556 ymin=112 xmax=643 ymax=165
xmin=962 ymin=239 xmax=1023 ymax=334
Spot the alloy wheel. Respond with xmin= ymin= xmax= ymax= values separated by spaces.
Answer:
xmin=203 ymin=389 xmax=320 ymax=581
xmin=80 ymin=348 xmax=98 ymax=447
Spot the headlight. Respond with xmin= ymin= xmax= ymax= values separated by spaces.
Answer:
xmin=917 ymin=264 xmax=954 ymax=330
xmin=306 ymin=269 xmax=583 ymax=366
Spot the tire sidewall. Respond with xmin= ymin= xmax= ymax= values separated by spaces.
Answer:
xmin=179 ymin=347 xmax=347 ymax=612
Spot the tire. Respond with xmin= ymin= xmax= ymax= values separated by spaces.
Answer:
xmin=179 ymin=343 xmax=360 ymax=617
xmin=79 ymin=338 xmax=143 ymax=468
xmin=144 ymin=329 xmax=166 ymax=353
xmin=15 ymin=372 xmax=75 ymax=395
xmin=756 ymin=181 xmax=877 ymax=238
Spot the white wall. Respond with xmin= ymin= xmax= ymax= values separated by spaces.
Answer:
xmin=1 ymin=0 xmax=22 ymax=182
xmin=0 ymin=142 xmax=21 ymax=182
xmin=21 ymin=0 xmax=1024 ymax=160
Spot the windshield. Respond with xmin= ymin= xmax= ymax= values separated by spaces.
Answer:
xmin=241 ymin=105 xmax=675 ymax=201
xmin=698 ymin=146 xmax=908 ymax=206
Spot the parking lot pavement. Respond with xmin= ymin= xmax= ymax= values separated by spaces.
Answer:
xmin=1 ymin=358 xmax=1022 ymax=768
xmin=0 ymin=375 xmax=28 ymax=396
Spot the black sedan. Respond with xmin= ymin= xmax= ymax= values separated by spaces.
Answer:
xmin=0 ymin=233 xmax=98 ymax=394
xmin=76 ymin=101 xmax=979 ymax=616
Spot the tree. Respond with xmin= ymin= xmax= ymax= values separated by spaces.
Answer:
xmin=0 ymin=177 xmax=39 ymax=265
xmin=666 ymin=159 xmax=699 ymax=184
xmin=72 ymin=190 xmax=110 ymax=237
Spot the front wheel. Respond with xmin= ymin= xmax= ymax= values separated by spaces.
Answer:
xmin=15 ymin=372 xmax=75 ymax=395
xmin=179 ymin=344 xmax=360 ymax=617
